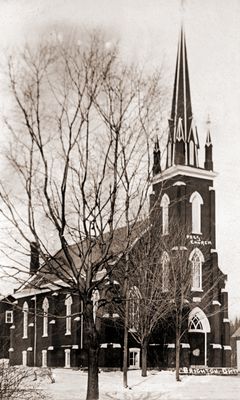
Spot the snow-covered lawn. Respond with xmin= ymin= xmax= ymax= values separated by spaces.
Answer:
xmin=41 ymin=369 xmax=240 ymax=400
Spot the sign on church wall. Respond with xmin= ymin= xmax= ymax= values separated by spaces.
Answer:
xmin=186 ymin=234 xmax=212 ymax=246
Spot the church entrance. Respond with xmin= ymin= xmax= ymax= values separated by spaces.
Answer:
xmin=188 ymin=307 xmax=211 ymax=367
xmin=189 ymin=332 xmax=204 ymax=366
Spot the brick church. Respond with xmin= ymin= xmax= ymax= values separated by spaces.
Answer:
xmin=1 ymin=26 xmax=231 ymax=370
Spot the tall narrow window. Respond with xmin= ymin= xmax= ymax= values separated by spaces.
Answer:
xmin=42 ymin=297 xmax=49 ymax=337
xmin=22 ymin=350 xmax=27 ymax=366
xmin=22 ymin=302 xmax=29 ymax=338
xmin=91 ymin=290 xmax=100 ymax=323
xmin=42 ymin=350 xmax=47 ymax=367
xmin=189 ymin=248 xmax=204 ymax=291
xmin=161 ymin=251 xmax=170 ymax=292
xmin=129 ymin=286 xmax=141 ymax=332
xmin=160 ymin=194 xmax=170 ymax=235
xmin=64 ymin=349 xmax=71 ymax=368
xmin=189 ymin=192 xmax=203 ymax=234
xmin=168 ymin=143 xmax=172 ymax=166
xmin=189 ymin=140 xmax=194 ymax=165
xmin=65 ymin=295 xmax=73 ymax=335
xmin=5 ymin=310 xmax=13 ymax=324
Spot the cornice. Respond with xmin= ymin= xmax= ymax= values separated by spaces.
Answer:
xmin=152 ymin=165 xmax=217 ymax=184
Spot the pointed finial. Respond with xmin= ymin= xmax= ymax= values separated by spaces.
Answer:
xmin=180 ymin=0 xmax=187 ymax=17
xmin=205 ymin=115 xmax=212 ymax=147
xmin=181 ymin=0 xmax=186 ymax=12
xmin=154 ymin=134 xmax=160 ymax=151
xmin=152 ymin=133 xmax=161 ymax=176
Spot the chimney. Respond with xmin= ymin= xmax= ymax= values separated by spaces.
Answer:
xmin=30 ymin=242 xmax=40 ymax=275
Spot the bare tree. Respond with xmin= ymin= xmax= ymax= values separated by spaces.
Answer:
xmin=0 ymin=360 xmax=47 ymax=400
xmin=159 ymin=220 xmax=226 ymax=382
xmin=114 ymin=218 xmax=172 ymax=378
xmin=0 ymin=32 xmax=165 ymax=400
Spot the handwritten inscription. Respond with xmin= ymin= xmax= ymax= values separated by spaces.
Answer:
xmin=186 ymin=234 xmax=212 ymax=246
xmin=180 ymin=367 xmax=238 ymax=375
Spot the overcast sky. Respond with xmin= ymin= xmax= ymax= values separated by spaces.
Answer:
xmin=0 ymin=0 xmax=240 ymax=319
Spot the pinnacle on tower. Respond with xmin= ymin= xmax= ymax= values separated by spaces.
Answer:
xmin=152 ymin=135 xmax=161 ymax=176
xmin=204 ymin=116 xmax=213 ymax=171
xmin=166 ymin=26 xmax=199 ymax=169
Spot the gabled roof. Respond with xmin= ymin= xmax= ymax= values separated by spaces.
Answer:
xmin=15 ymin=223 xmax=144 ymax=294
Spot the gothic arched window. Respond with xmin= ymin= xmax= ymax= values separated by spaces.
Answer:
xmin=160 ymin=194 xmax=170 ymax=235
xmin=22 ymin=301 xmax=29 ymax=338
xmin=65 ymin=295 xmax=73 ymax=335
xmin=189 ymin=248 xmax=204 ymax=291
xmin=42 ymin=297 xmax=49 ymax=337
xmin=188 ymin=307 xmax=211 ymax=333
xmin=161 ymin=251 xmax=170 ymax=292
xmin=189 ymin=191 xmax=203 ymax=234
xmin=129 ymin=286 xmax=141 ymax=332
xmin=189 ymin=315 xmax=203 ymax=331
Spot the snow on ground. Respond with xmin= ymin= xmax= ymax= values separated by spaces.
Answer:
xmin=40 ymin=369 xmax=240 ymax=400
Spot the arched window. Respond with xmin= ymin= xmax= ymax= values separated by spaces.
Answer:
xmin=188 ymin=307 xmax=211 ymax=333
xmin=22 ymin=301 xmax=29 ymax=338
xmin=42 ymin=297 xmax=49 ymax=337
xmin=160 ymin=194 xmax=170 ymax=235
xmin=129 ymin=286 xmax=141 ymax=332
xmin=189 ymin=140 xmax=194 ymax=165
xmin=189 ymin=192 xmax=203 ymax=234
xmin=65 ymin=295 xmax=73 ymax=335
xmin=161 ymin=251 xmax=170 ymax=292
xmin=189 ymin=315 xmax=203 ymax=331
xmin=189 ymin=248 xmax=204 ymax=291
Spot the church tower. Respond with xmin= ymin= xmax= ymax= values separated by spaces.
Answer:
xmin=151 ymin=26 xmax=231 ymax=368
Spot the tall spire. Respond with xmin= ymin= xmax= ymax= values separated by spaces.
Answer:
xmin=166 ymin=25 xmax=199 ymax=169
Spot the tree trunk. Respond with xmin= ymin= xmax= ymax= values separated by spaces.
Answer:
xmin=87 ymin=346 xmax=99 ymax=400
xmin=123 ymin=256 xmax=130 ymax=388
xmin=85 ymin=303 xmax=100 ymax=400
xmin=175 ymin=330 xmax=181 ymax=382
xmin=141 ymin=338 xmax=148 ymax=377
xmin=123 ymin=295 xmax=129 ymax=388
xmin=175 ymin=312 xmax=182 ymax=382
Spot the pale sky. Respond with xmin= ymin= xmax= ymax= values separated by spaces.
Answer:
xmin=0 ymin=0 xmax=240 ymax=319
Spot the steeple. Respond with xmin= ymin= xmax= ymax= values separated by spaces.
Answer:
xmin=166 ymin=26 xmax=199 ymax=169
xmin=204 ymin=117 xmax=213 ymax=171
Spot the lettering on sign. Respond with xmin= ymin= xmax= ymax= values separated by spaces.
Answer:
xmin=186 ymin=234 xmax=212 ymax=246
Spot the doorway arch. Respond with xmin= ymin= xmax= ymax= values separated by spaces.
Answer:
xmin=188 ymin=307 xmax=210 ymax=366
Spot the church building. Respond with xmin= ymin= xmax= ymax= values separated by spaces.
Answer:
xmin=1 ymin=25 xmax=231 ymax=370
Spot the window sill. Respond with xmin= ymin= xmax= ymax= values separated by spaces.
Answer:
xmin=65 ymin=332 xmax=71 ymax=336
xmin=191 ymin=288 xmax=203 ymax=292
xmin=22 ymin=336 xmax=28 ymax=339
xmin=42 ymin=334 xmax=48 ymax=338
